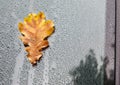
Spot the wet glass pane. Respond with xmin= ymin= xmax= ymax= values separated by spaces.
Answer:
xmin=0 ymin=0 xmax=115 ymax=85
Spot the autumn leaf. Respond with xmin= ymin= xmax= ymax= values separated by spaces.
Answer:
xmin=18 ymin=12 xmax=54 ymax=64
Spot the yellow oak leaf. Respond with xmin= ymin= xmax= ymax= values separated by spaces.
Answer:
xmin=18 ymin=12 xmax=54 ymax=64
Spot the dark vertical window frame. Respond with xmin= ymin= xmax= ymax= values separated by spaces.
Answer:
xmin=105 ymin=0 xmax=116 ymax=85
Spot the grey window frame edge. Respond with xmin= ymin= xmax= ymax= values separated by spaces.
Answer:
xmin=116 ymin=0 xmax=120 ymax=85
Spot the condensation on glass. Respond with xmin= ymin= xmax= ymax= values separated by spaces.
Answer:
xmin=0 ymin=0 xmax=115 ymax=85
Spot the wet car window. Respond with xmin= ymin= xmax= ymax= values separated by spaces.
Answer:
xmin=0 ymin=0 xmax=115 ymax=85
